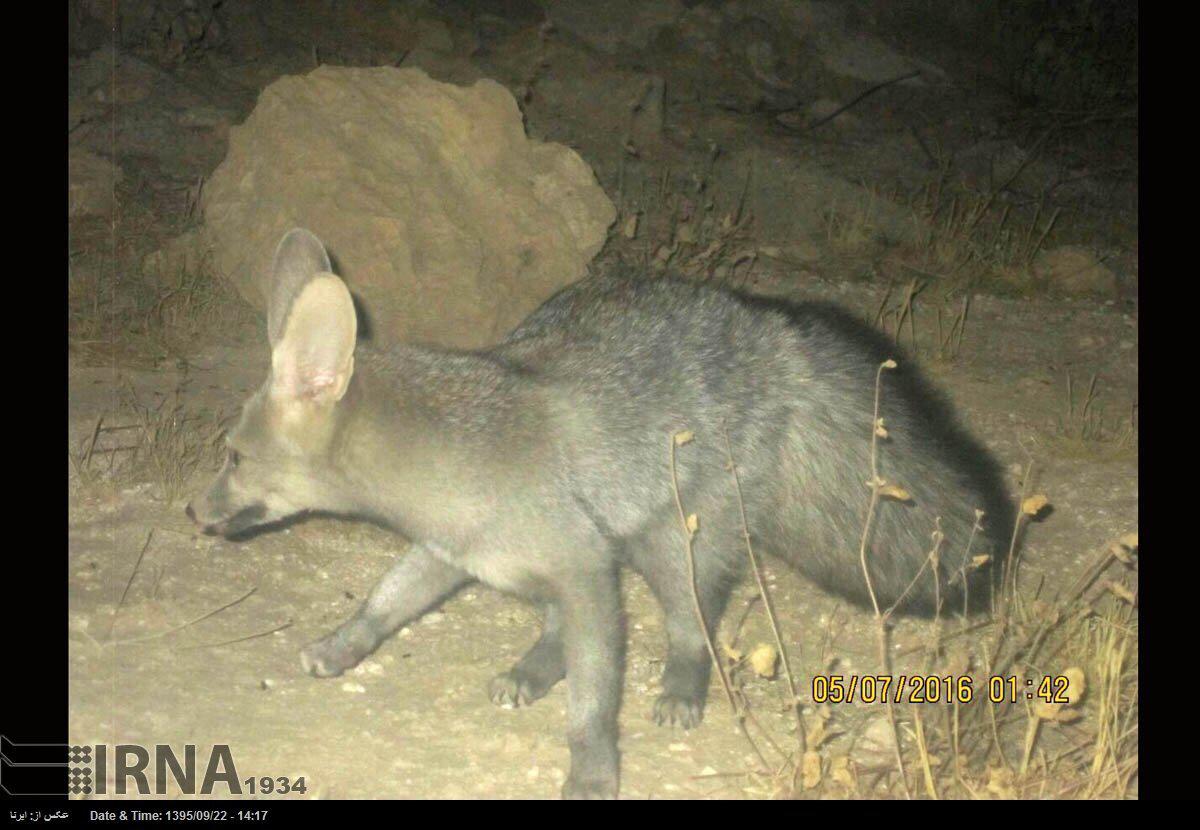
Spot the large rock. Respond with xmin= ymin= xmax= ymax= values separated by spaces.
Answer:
xmin=202 ymin=66 xmax=615 ymax=349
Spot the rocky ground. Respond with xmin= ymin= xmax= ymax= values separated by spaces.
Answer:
xmin=68 ymin=1 xmax=1137 ymax=800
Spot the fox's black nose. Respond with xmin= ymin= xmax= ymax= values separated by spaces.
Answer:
xmin=185 ymin=503 xmax=196 ymax=522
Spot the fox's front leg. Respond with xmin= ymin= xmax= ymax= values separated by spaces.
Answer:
xmin=301 ymin=545 xmax=470 ymax=677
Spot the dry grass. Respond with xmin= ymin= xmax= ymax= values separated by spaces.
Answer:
xmin=69 ymin=233 xmax=247 ymax=500
xmin=602 ymin=168 xmax=979 ymax=389
xmin=122 ymin=386 xmax=229 ymax=503
xmin=68 ymin=383 xmax=229 ymax=504
xmin=825 ymin=188 xmax=889 ymax=257
xmin=820 ymin=172 xmax=1064 ymax=299
xmin=1051 ymin=371 xmax=1138 ymax=460
xmin=911 ymin=172 xmax=1062 ymax=292
xmin=609 ymin=157 xmax=761 ymax=288
xmin=68 ymin=247 xmax=256 ymax=368
xmin=670 ymin=361 xmax=1137 ymax=800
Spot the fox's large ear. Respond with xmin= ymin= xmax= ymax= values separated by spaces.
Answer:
xmin=270 ymin=273 xmax=357 ymax=403
xmin=268 ymin=228 xmax=334 ymax=348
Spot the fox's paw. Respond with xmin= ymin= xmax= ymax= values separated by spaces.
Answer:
xmin=488 ymin=668 xmax=555 ymax=709
xmin=652 ymin=693 xmax=704 ymax=729
xmin=300 ymin=636 xmax=359 ymax=678
xmin=562 ymin=775 xmax=618 ymax=800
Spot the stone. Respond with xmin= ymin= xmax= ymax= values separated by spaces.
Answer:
xmin=201 ymin=66 xmax=615 ymax=349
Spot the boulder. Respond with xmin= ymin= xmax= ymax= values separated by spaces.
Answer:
xmin=201 ymin=66 xmax=615 ymax=349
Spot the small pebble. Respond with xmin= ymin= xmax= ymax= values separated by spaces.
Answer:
xmin=353 ymin=660 xmax=385 ymax=677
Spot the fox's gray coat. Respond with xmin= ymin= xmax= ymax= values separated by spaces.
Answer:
xmin=188 ymin=228 xmax=1012 ymax=798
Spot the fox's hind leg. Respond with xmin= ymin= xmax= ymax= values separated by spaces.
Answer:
xmin=488 ymin=603 xmax=566 ymax=707
xmin=631 ymin=517 xmax=739 ymax=729
xmin=301 ymin=545 xmax=470 ymax=677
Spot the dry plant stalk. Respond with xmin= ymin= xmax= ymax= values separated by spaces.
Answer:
xmin=719 ymin=424 xmax=808 ymax=777
xmin=669 ymin=431 xmax=771 ymax=775
xmin=856 ymin=358 xmax=913 ymax=799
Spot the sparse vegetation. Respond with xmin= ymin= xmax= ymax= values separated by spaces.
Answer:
xmin=670 ymin=361 xmax=1137 ymax=799
xmin=68 ymin=248 xmax=256 ymax=368
xmin=1054 ymin=371 xmax=1138 ymax=458
xmin=818 ymin=162 xmax=1067 ymax=299
xmin=68 ymin=383 xmax=228 ymax=504
xmin=611 ymin=160 xmax=761 ymax=288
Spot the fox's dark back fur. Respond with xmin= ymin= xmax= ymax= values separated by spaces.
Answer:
xmin=482 ymin=268 xmax=1012 ymax=612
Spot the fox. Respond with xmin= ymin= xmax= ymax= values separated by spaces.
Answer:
xmin=187 ymin=227 xmax=1013 ymax=799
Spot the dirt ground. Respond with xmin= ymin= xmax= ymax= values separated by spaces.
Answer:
xmin=67 ymin=1 xmax=1137 ymax=801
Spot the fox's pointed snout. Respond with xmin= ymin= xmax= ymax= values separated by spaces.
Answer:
xmin=184 ymin=500 xmax=221 ymax=536
xmin=185 ymin=498 xmax=269 ymax=538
